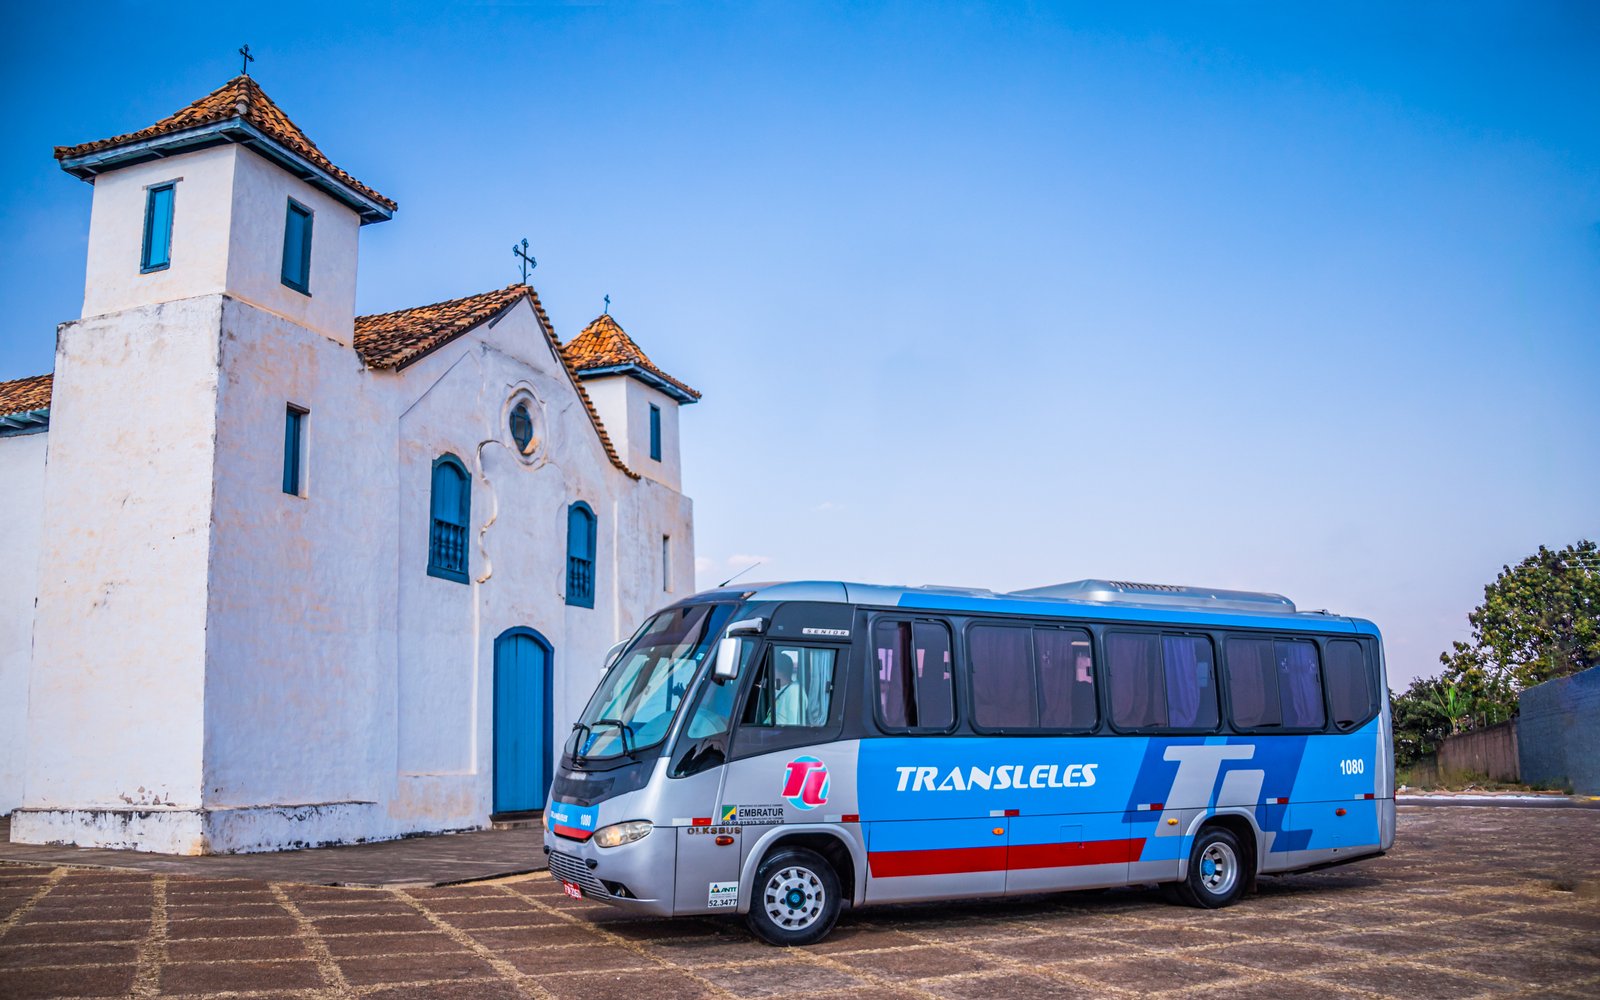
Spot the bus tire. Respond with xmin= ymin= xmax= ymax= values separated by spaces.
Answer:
xmin=1171 ymin=827 xmax=1248 ymax=909
xmin=746 ymin=847 xmax=841 ymax=946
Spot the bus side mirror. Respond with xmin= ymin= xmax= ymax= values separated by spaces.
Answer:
xmin=603 ymin=640 xmax=627 ymax=671
xmin=714 ymin=636 xmax=749 ymax=681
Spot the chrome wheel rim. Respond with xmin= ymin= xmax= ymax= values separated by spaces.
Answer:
xmin=1198 ymin=841 xmax=1238 ymax=896
xmin=763 ymin=865 xmax=825 ymax=930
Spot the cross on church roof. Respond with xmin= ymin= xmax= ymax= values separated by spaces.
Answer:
xmin=238 ymin=44 xmax=255 ymax=77
xmin=513 ymin=238 xmax=537 ymax=283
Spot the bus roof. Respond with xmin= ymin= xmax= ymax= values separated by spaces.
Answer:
xmin=689 ymin=579 xmax=1380 ymax=637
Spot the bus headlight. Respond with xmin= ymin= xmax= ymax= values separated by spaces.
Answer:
xmin=592 ymin=820 xmax=652 ymax=848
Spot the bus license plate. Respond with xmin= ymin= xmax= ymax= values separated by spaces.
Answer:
xmin=562 ymin=880 xmax=583 ymax=899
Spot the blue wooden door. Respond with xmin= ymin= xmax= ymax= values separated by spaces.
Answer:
xmin=494 ymin=629 xmax=550 ymax=813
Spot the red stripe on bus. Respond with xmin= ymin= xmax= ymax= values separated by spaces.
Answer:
xmin=867 ymin=838 xmax=1145 ymax=878
xmin=1008 ymin=838 xmax=1145 ymax=870
xmin=869 ymin=846 xmax=1007 ymax=877
xmin=551 ymin=825 xmax=593 ymax=841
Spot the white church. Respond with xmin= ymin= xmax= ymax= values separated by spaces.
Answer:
xmin=0 ymin=75 xmax=701 ymax=855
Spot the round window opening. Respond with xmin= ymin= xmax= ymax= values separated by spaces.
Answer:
xmin=510 ymin=402 xmax=536 ymax=455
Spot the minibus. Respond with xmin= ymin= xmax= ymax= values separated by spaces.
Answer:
xmin=543 ymin=579 xmax=1393 ymax=945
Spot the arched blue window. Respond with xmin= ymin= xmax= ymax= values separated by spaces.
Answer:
xmin=428 ymin=455 xmax=470 ymax=583
xmin=566 ymin=501 xmax=597 ymax=608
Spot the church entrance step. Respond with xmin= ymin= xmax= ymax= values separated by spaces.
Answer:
xmin=490 ymin=810 xmax=544 ymax=830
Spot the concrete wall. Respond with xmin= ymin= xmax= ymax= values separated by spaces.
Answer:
xmin=1436 ymin=720 xmax=1520 ymax=783
xmin=1519 ymin=665 xmax=1600 ymax=794
xmin=17 ymin=297 xmax=224 ymax=851
xmin=80 ymin=145 xmax=360 ymax=346
xmin=0 ymin=430 xmax=48 ymax=814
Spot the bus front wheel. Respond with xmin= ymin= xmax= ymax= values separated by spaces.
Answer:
xmin=746 ymin=847 xmax=842 ymax=946
xmin=1170 ymin=827 xmax=1249 ymax=909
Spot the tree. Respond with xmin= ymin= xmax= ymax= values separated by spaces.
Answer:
xmin=1439 ymin=539 xmax=1600 ymax=708
xmin=1390 ymin=677 xmax=1453 ymax=766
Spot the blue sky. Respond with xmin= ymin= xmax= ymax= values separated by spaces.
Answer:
xmin=2 ymin=3 xmax=1595 ymax=686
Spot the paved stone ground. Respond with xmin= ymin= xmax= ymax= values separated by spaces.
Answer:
xmin=0 ymin=820 xmax=545 ymax=889
xmin=2 ymin=806 xmax=1597 ymax=999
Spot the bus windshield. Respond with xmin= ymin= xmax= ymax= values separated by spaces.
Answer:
xmin=569 ymin=602 xmax=735 ymax=760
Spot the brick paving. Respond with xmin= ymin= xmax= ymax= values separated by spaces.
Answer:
xmin=2 ymin=806 xmax=1597 ymax=999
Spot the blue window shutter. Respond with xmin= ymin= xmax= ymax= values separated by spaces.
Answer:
xmin=428 ymin=456 xmax=470 ymax=583
xmin=649 ymin=404 xmax=662 ymax=461
xmin=141 ymin=184 xmax=175 ymax=272
xmin=282 ymin=406 xmax=306 ymax=495
xmin=566 ymin=502 xmax=596 ymax=607
xmin=281 ymin=199 xmax=313 ymax=293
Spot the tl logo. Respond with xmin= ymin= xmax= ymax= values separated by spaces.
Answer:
xmin=782 ymin=755 xmax=830 ymax=810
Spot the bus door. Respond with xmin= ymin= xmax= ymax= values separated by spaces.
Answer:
xmin=665 ymin=655 xmax=747 ymax=914
xmin=716 ymin=641 xmax=852 ymax=898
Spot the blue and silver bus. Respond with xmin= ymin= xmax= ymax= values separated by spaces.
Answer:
xmin=544 ymin=579 xmax=1393 ymax=945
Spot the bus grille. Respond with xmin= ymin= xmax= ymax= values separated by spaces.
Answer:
xmin=547 ymin=850 xmax=610 ymax=899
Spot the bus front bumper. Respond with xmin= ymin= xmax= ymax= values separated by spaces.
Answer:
xmin=545 ymin=830 xmax=676 ymax=917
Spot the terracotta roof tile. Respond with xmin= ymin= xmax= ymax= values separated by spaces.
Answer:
xmin=355 ymin=285 xmax=637 ymax=479
xmin=0 ymin=374 xmax=52 ymax=419
xmin=55 ymin=75 xmax=394 ymax=213
xmin=354 ymin=285 xmax=530 ymax=370
xmin=562 ymin=313 xmax=701 ymax=401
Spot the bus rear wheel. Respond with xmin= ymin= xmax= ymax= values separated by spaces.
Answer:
xmin=1170 ymin=827 xmax=1249 ymax=909
xmin=746 ymin=847 xmax=841 ymax=946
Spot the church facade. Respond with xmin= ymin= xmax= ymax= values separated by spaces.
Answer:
xmin=0 ymin=76 xmax=700 ymax=855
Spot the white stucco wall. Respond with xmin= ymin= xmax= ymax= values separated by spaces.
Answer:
xmin=582 ymin=375 xmax=684 ymax=492
xmin=202 ymin=297 xmax=392 ymax=817
xmin=0 ymin=430 xmax=48 ymax=815
xmin=79 ymin=144 xmax=360 ymax=346
xmin=20 ymin=297 xmax=223 ymax=836
xmin=224 ymin=149 xmax=361 ymax=346
xmin=80 ymin=147 xmax=236 ymax=320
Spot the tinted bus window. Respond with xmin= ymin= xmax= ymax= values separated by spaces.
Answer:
xmin=1108 ymin=633 xmax=1163 ymax=729
xmin=1325 ymin=640 xmax=1375 ymax=728
xmin=1164 ymin=635 xmax=1219 ymax=729
xmin=1037 ymin=628 xmax=1096 ymax=729
xmin=969 ymin=625 xmax=1035 ymax=728
xmin=1225 ymin=638 xmax=1281 ymax=728
xmin=1275 ymin=639 xmax=1324 ymax=728
xmin=1109 ymin=632 xmax=1218 ymax=730
xmin=1226 ymin=638 xmax=1325 ymax=730
xmin=874 ymin=620 xmax=955 ymax=730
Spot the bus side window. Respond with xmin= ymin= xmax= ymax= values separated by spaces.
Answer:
xmin=1162 ymin=635 xmax=1219 ymax=730
xmin=1108 ymin=632 xmax=1218 ymax=731
xmin=874 ymin=619 xmax=954 ymax=731
xmin=1225 ymin=637 xmax=1323 ymax=730
xmin=1325 ymin=640 xmax=1374 ymax=729
xmin=741 ymin=645 xmax=837 ymax=728
xmin=1037 ymin=628 xmax=1096 ymax=729
xmin=1107 ymin=633 xmax=1163 ymax=729
xmin=969 ymin=624 xmax=1036 ymax=728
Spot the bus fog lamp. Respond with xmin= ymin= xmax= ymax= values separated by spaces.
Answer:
xmin=593 ymin=820 xmax=653 ymax=848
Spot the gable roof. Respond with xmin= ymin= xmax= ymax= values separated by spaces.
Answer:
xmin=55 ymin=75 xmax=394 ymax=223
xmin=0 ymin=373 xmax=52 ymax=432
xmin=562 ymin=313 xmax=701 ymax=403
xmin=354 ymin=284 xmax=638 ymax=479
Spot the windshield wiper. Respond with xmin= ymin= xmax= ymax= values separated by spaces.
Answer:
xmin=592 ymin=718 xmax=636 ymax=756
xmin=569 ymin=722 xmax=593 ymax=763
